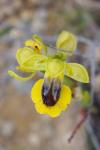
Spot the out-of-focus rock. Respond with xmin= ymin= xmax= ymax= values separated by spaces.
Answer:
xmin=0 ymin=121 xmax=15 ymax=138
xmin=31 ymin=8 xmax=47 ymax=33
xmin=28 ymin=133 xmax=41 ymax=146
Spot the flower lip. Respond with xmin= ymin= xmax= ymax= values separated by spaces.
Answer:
xmin=31 ymin=79 xmax=72 ymax=117
xmin=42 ymin=78 xmax=61 ymax=106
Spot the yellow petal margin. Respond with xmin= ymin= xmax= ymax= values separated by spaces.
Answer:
xmin=31 ymin=79 xmax=72 ymax=118
xmin=57 ymin=85 xmax=72 ymax=111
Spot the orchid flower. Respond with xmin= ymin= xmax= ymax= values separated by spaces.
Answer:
xmin=8 ymin=31 xmax=89 ymax=118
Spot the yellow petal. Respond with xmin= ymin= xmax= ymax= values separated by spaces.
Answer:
xmin=65 ymin=63 xmax=89 ymax=83
xmin=46 ymin=105 xmax=61 ymax=118
xmin=34 ymin=102 xmax=47 ymax=114
xmin=35 ymin=100 xmax=61 ymax=117
xmin=31 ymin=79 xmax=44 ymax=103
xmin=25 ymin=40 xmax=36 ymax=48
xmin=34 ymin=100 xmax=61 ymax=117
xmin=33 ymin=35 xmax=47 ymax=54
xmin=25 ymin=39 xmax=41 ymax=53
xmin=16 ymin=66 xmax=34 ymax=73
xmin=23 ymin=54 xmax=47 ymax=71
xmin=31 ymin=79 xmax=61 ymax=117
xmin=31 ymin=79 xmax=71 ymax=118
xmin=56 ymin=31 xmax=77 ymax=52
xmin=25 ymin=35 xmax=47 ymax=54
xmin=16 ymin=47 xmax=34 ymax=65
xmin=8 ymin=70 xmax=35 ymax=81
xmin=57 ymin=85 xmax=72 ymax=110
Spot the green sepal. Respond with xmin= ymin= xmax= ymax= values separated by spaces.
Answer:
xmin=65 ymin=63 xmax=89 ymax=83
xmin=56 ymin=31 xmax=77 ymax=53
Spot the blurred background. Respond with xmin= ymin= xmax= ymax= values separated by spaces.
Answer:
xmin=0 ymin=0 xmax=100 ymax=150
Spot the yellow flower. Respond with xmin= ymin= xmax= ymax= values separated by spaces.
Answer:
xmin=8 ymin=31 xmax=89 ymax=118
xmin=31 ymin=79 xmax=72 ymax=118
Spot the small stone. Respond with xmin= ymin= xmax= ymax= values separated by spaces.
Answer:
xmin=28 ymin=133 xmax=40 ymax=146
xmin=0 ymin=121 xmax=15 ymax=138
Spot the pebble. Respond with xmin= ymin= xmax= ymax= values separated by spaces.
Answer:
xmin=0 ymin=121 xmax=15 ymax=138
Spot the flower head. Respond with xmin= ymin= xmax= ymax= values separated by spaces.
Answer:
xmin=31 ymin=79 xmax=71 ymax=117
xmin=8 ymin=31 xmax=89 ymax=118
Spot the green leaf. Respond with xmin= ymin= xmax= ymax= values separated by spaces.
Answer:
xmin=65 ymin=63 xmax=89 ymax=83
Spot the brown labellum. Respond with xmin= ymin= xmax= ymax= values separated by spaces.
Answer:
xmin=42 ymin=78 xmax=61 ymax=106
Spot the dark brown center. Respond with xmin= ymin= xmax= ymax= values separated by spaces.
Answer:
xmin=42 ymin=79 xmax=61 ymax=106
